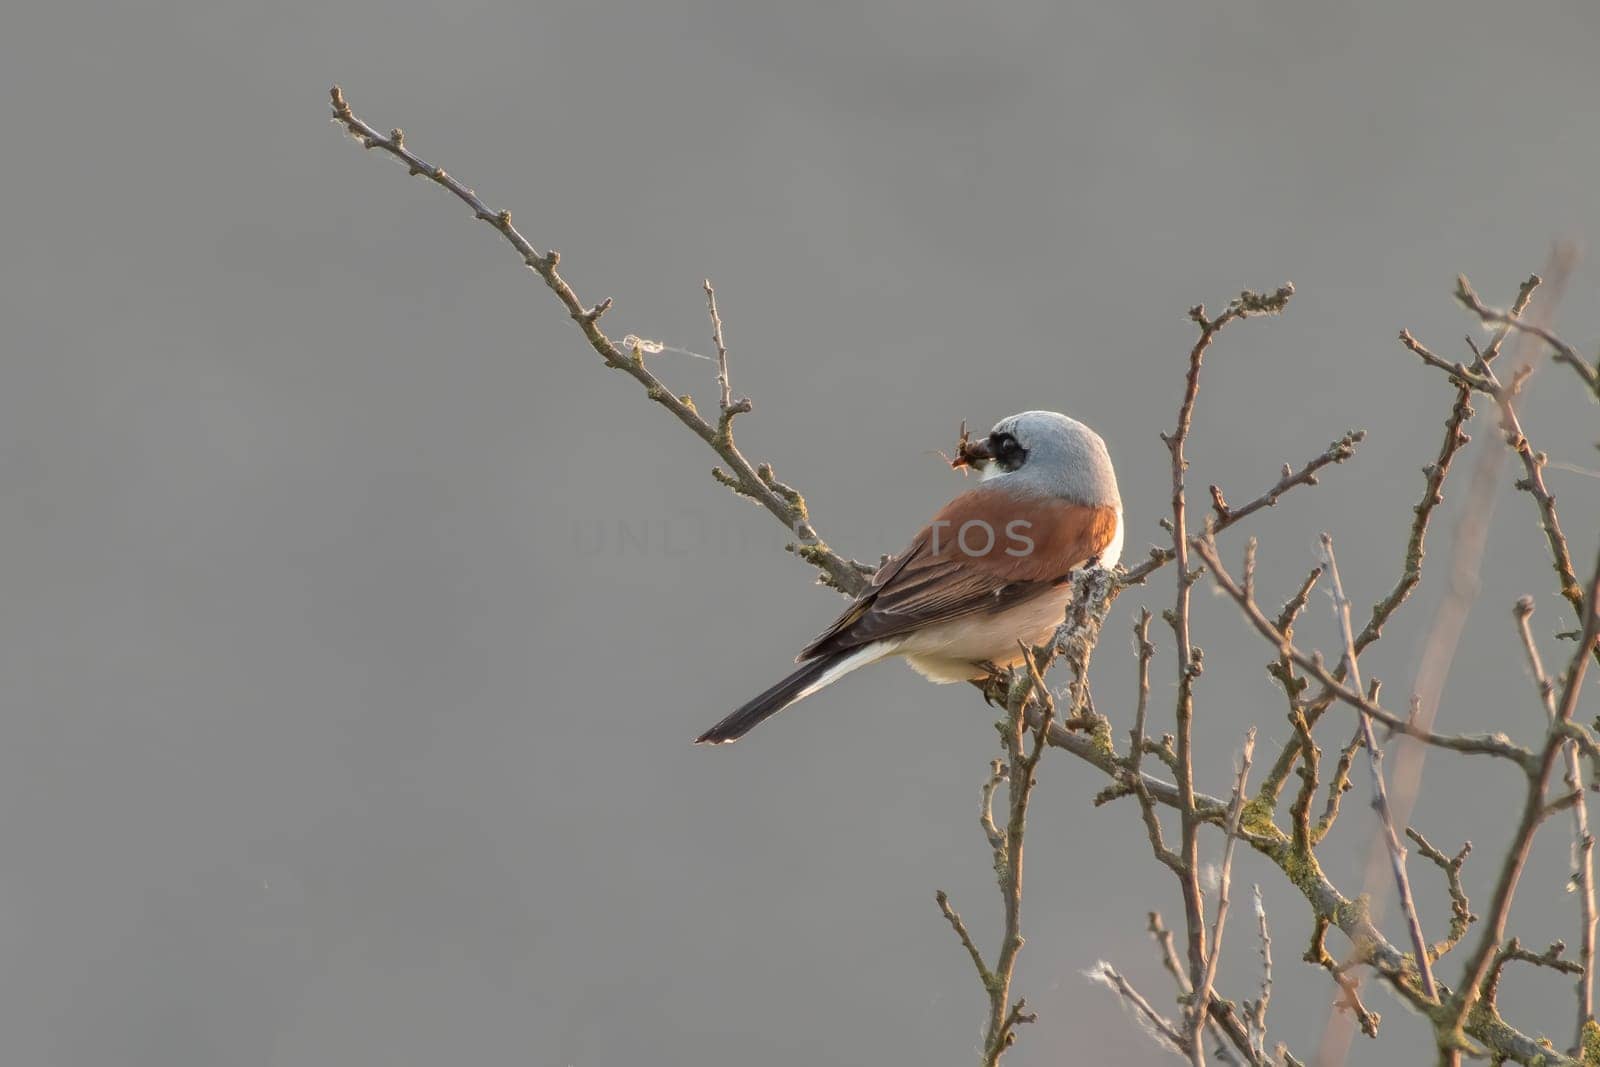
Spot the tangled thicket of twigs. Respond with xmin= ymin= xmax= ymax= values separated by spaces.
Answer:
xmin=329 ymin=85 xmax=1600 ymax=1067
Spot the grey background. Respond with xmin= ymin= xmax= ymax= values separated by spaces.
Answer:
xmin=2 ymin=1 xmax=1598 ymax=1064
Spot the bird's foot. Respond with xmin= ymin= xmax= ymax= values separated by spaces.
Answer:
xmin=977 ymin=663 xmax=1011 ymax=707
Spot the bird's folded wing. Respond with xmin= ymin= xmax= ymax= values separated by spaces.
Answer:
xmin=797 ymin=491 xmax=1117 ymax=660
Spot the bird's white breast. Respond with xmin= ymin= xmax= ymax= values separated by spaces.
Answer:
xmin=895 ymin=584 xmax=1078 ymax=683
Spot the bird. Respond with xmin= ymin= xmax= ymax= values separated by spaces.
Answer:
xmin=695 ymin=410 xmax=1123 ymax=744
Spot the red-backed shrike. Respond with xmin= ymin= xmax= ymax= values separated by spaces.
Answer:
xmin=696 ymin=410 xmax=1123 ymax=744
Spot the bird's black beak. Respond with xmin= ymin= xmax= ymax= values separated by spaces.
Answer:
xmin=951 ymin=427 xmax=996 ymax=470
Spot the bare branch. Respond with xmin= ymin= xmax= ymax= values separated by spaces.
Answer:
xmin=1353 ymin=356 xmax=1481 ymax=654
xmin=938 ymin=649 xmax=1060 ymax=1066
xmin=1255 ymin=562 xmax=1328 ymax=843
xmin=1404 ymin=828 xmax=1474 ymax=962
xmin=1122 ymin=431 xmax=1363 ymax=587
xmin=1019 ymin=568 xmax=1571 ymax=1065
xmin=703 ymin=280 xmax=734 ymax=417
xmin=1129 ymin=610 xmax=1181 ymax=869
xmin=1398 ymin=328 xmax=1497 ymax=392
xmin=1319 ymin=263 xmax=1583 ymax=1066
xmin=1151 ymin=912 xmax=1191 ymax=993
xmin=1187 ymin=535 xmax=1590 ymax=1063
xmin=1254 ymin=339 xmax=1477 ymax=817
xmin=1401 ymin=266 xmax=1596 ymax=660
xmin=979 ymin=758 xmax=1008 ymax=853
xmin=1086 ymin=961 xmax=1189 ymax=1055
xmin=1447 ymin=542 xmax=1600 ymax=1045
xmin=1285 ymin=710 xmax=1321 ymax=858
xmin=1482 ymin=938 xmax=1585 ymax=1012
xmin=1305 ymin=916 xmax=1381 ymax=1040
xmin=1250 ymin=887 xmax=1274 ymax=1059
xmin=1193 ymin=538 xmax=1533 ymax=766
xmin=1164 ymin=293 xmax=1291 ymax=1056
xmin=1258 ymin=325 xmax=1492 ymax=865
xmin=1314 ymin=729 xmax=1361 ymax=846
xmin=1456 ymin=274 xmax=1600 ymax=400
xmin=327 ymin=86 xmax=871 ymax=595
xmin=935 ymin=889 xmax=992 ymax=989
xmin=1152 ymin=909 xmax=1267 ymax=1062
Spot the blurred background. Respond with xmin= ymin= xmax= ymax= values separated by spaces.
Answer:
xmin=2 ymin=1 xmax=1598 ymax=1063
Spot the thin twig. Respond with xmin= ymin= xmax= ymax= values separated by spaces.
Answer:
xmin=1130 ymin=610 xmax=1180 ymax=869
xmin=1122 ymin=430 xmax=1361 ymax=587
xmin=1321 ymin=535 xmax=1437 ymax=1001
xmin=1405 ymin=828 xmax=1474 ymax=962
xmin=1087 ymin=961 xmax=1188 ymax=1055
xmin=1314 ymin=729 xmax=1362 ymax=846
xmin=1193 ymin=731 xmax=1259 ymax=1055
xmin=1250 ymin=886 xmax=1274 ymax=1059
xmin=1456 ymin=274 xmax=1599 ymax=400
xmin=1286 ymin=709 xmax=1321 ymax=859
xmin=703 ymin=279 xmax=733 ymax=416
xmin=1482 ymin=938 xmax=1585 ymax=1011
xmin=1152 ymin=908 xmax=1265 ymax=1060
xmin=1305 ymin=915 xmax=1381 ymax=1041
xmin=936 ymin=890 xmax=992 ymax=988
xmin=979 ymin=758 xmax=1008 ymax=852
xmin=1514 ymin=595 xmax=1596 ymax=1049
xmin=1258 ymin=568 xmax=1323 ymax=806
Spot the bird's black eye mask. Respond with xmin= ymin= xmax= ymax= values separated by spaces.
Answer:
xmin=988 ymin=432 xmax=1027 ymax=472
xmin=950 ymin=423 xmax=1028 ymax=473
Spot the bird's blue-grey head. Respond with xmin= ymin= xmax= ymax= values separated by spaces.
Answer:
xmin=975 ymin=410 xmax=1122 ymax=513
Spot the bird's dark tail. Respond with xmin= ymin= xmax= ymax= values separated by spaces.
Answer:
xmin=695 ymin=647 xmax=872 ymax=744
